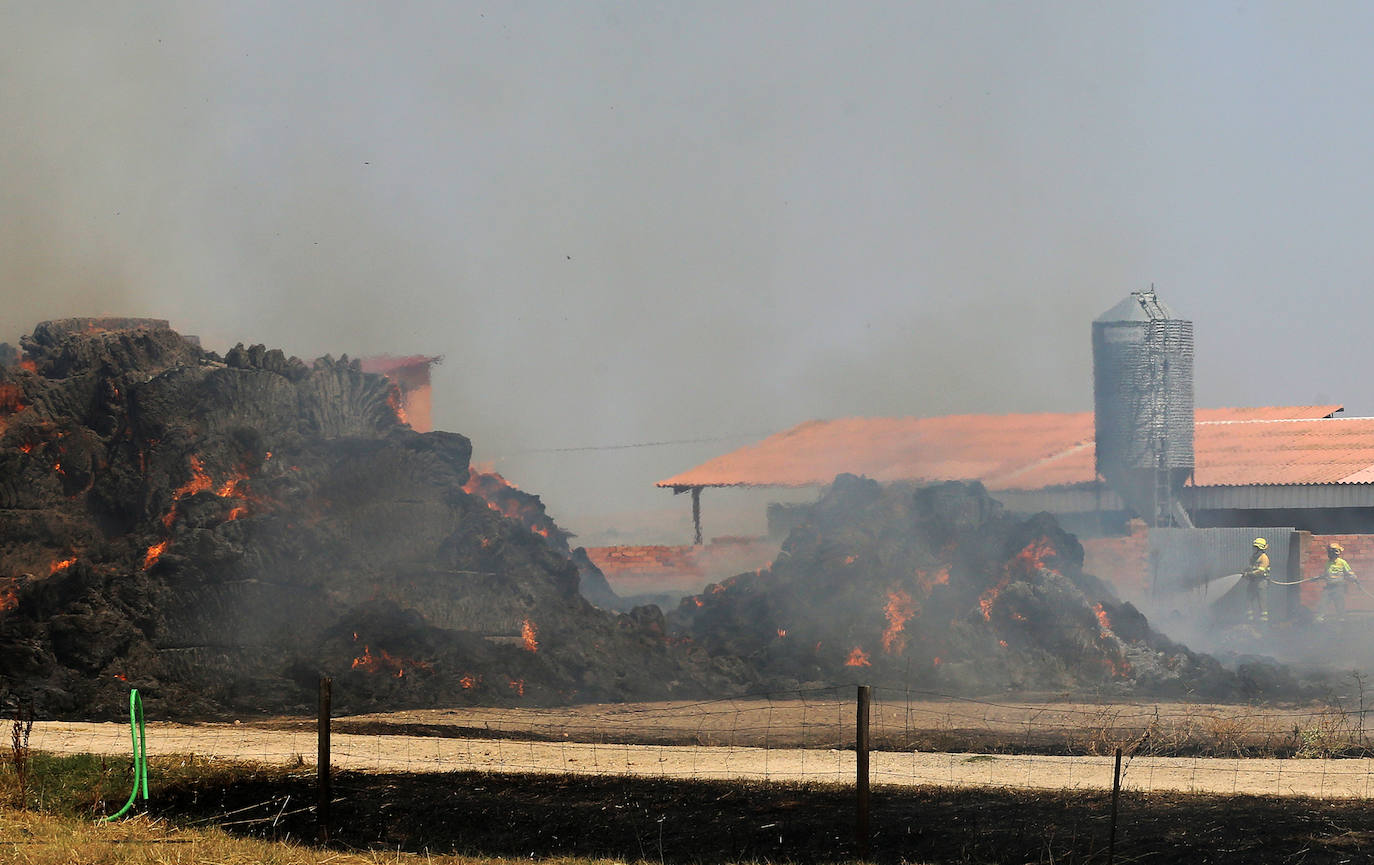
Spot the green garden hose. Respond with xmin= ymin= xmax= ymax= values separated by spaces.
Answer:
xmin=101 ymin=688 xmax=147 ymax=821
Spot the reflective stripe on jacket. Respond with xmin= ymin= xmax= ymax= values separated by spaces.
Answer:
xmin=1325 ymin=557 xmax=1355 ymax=584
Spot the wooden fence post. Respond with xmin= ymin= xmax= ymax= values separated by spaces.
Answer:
xmin=856 ymin=684 xmax=871 ymax=858
xmin=318 ymin=676 xmax=332 ymax=843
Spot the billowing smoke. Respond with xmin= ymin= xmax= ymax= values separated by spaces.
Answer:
xmin=6 ymin=3 xmax=1374 ymax=544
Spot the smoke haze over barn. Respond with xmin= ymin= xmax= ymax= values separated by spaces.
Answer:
xmin=5 ymin=3 xmax=1374 ymax=543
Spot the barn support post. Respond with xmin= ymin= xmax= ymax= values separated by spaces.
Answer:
xmin=856 ymin=684 xmax=871 ymax=858
xmin=691 ymin=486 xmax=703 ymax=546
xmin=1287 ymin=531 xmax=1309 ymax=622
xmin=317 ymin=677 xmax=332 ymax=843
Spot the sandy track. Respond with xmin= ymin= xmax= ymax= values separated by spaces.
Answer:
xmin=29 ymin=717 xmax=1374 ymax=799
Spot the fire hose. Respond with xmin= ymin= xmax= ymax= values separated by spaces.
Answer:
xmin=1265 ymin=577 xmax=1374 ymax=599
xmin=101 ymin=688 xmax=147 ymax=822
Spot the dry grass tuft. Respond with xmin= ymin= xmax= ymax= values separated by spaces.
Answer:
xmin=0 ymin=808 xmax=630 ymax=865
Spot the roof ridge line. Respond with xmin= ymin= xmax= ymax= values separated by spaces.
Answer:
xmin=1197 ymin=416 xmax=1362 ymax=426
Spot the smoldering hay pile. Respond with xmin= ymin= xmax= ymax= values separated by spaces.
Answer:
xmin=0 ymin=320 xmax=1286 ymax=721
xmin=0 ymin=320 xmax=740 ymax=719
xmin=671 ymin=475 xmax=1286 ymax=699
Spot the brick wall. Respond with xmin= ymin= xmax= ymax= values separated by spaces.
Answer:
xmin=1081 ymin=520 xmax=1151 ymax=603
xmin=585 ymin=537 xmax=778 ymax=596
xmin=1302 ymin=535 xmax=1374 ymax=612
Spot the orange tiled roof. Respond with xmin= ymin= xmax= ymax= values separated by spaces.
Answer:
xmin=1194 ymin=417 xmax=1374 ymax=486
xmin=657 ymin=406 xmax=1346 ymax=490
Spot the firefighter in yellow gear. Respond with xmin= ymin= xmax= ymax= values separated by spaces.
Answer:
xmin=1244 ymin=537 xmax=1270 ymax=622
xmin=1317 ymin=542 xmax=1358 ymax=623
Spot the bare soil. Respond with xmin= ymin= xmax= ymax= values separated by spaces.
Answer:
xmin=27 ymin=696 xmax=1374 ymax=797
xmin=285 ymin=693 xmax=1374 ymax=756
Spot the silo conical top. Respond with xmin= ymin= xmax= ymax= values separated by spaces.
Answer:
xmin=1095 ymin=289 xmax=1181 ymax=323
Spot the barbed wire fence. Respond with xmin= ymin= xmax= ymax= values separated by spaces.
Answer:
xmin=16 ymin=682 xmax=1374 ymax=850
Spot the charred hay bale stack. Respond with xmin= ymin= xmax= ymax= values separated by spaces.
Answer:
xmin=672 ymin=475 xmax=1240 ymax=698
xmin=0 ymin=323 xmax=740 ymax=719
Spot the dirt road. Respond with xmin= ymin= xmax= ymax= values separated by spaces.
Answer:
xmin=28 ymin=693 xmax=1374 ymax=799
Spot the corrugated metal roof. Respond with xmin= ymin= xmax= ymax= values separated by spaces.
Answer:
xmin=656 ymin=405 xmax=1347 ymax=491
xmin=1195 ymin=417 xmax=1374 ymax=486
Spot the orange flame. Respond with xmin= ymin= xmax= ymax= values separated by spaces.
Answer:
xmin=692 ymin=597 xmax=704 ymax=608
xmin=19 ymin=359 xmax=36 ymax=373
xmin=114 ymin=673 xmax=128 ymax=682
xmin=386 ymin=385 xmax=410 ymax=426
xmin=460 ymin=675 xmax=478 ymax=689
xmin=173 ymin=455 xmax=213 ymax=498
xmin=163 ymin=456 xmax=257 ymax=527
xmin=932 ymin=656 xmax=942 ymax=666
xmin=509 ymin=678 xmax=525 ymax=696
xmin=1102 ymin=657 xmax=1132 ymax=678
xmin=49 ymin=557 xmax=76 ymax=575
xmin=0 ymin=383 xmax=27 ymax=415
xmin=916 ymin=566 xmax=951 ymax=593
xmin=1093 ymin=603 xmax=1111 ymax=638
xmin=351 ymin=645 xmax=433 ymax=678
xmin=882 ymin=589 xmax=915 ymax=654
xmin=777 ymin=628 xmax=787 ymax=639
xmin=0 ymin=583 xmax=18 ymax=613
xmin=1008 ymin=537 xmax=1059 ymax=580
xmin=978 ymin=586 xmax=1000 ymax=621
xmin=352 ymin=645 xmax=376 ymax=670
xmin=521 ymin=617 xmax=539 ymax=653
xmin=998 ymin=639 xmax=1008 ymax=648
xmin=462 ymin=468 xmax=562 ymax=541
xmin=845 ymin=646 xmax=871 ymax=667
xmin=142 ymin=540 xmax=168 ymax=570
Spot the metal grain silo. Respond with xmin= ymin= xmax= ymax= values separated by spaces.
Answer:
xmin=1092 ymin=289 xmax=1194 ymax=527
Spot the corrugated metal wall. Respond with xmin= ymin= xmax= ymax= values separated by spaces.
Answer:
xmin=1149 ymin=527 xmax=1292 ymax=590
xmin=1149 ymin=527 xmax=1302 ymax=619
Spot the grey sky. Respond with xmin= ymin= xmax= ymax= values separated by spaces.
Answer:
xmin=4 ymin=2 xmax=1373 ymax=543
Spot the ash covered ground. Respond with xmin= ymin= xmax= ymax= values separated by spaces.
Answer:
xmin=0 ymin=321 xmax=1293 ymax=720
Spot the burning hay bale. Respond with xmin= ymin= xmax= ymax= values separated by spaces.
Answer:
xmin=672 ymin=475 xmax=1243 ymax=697
xmin=459 ymin=466 xmax=621 ymax=610
xmin=0 ymin=321 xmax=733 ymax=719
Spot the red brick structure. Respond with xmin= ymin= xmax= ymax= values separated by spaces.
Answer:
xmin=1081 ymin=520 xmax=1151 ymax=601
xmin=1300 ymin=535 xmax=1374 ymax=612
xmin=585 ymin=537 xmax=777 ymax=598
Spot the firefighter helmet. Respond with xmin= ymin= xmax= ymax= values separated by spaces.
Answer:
xmin=1253 ymin=538 xmax=1268 ymax=551
xmin=1329 ymin=542 xmax=1345 ymax=555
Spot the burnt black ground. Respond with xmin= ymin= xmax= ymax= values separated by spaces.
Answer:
xmin=150 ymin=769 xmax=1374 ymax=864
